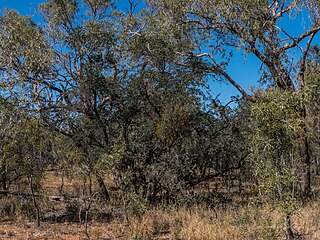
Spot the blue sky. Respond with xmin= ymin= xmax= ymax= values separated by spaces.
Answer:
xmin=0 ymin=1 xmax=318 ymax=104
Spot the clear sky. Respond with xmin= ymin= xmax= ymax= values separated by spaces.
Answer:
xmin=0 ymin=1 xmax=318 ymax=104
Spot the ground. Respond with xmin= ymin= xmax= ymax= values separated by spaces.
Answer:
xmin=1 ymin=173 xmax=320 ymax=239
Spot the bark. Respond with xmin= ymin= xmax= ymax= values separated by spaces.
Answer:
xmin=298 ymin=103 xmax=311 ymax=198
xmin=1 ymin=159 xmax=8 ymax=191
xmin=285 ymin=213 xmax=294 ymax=240
xmin=1 ymin=172 xmax=7 ymax=191
xmin=300 ymin=129 xmax=311 ymax=197
xmin=29 ymin=174 xmax=41 ymax=227
xmin=97 ymin=175 xmax=110 ymax=202
xmin=58 ymin=171 xmax=64 ymax=195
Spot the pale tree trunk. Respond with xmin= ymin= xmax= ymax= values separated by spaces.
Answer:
xmin=299 ymin=104 xmax=311 ymax=198
xmin=300 ymin=124 xmax=311 ymax=197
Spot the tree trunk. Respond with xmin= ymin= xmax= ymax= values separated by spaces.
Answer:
xmin=285 ymin=213 xmax=294 ymax=240
xmin=29 ymin=173 xmax=40 ymax=227
xmin=300 ymin=134 xmax=311 ymax=198
xmin=1 ymin=159 xmax=8 ymax=191
xmin=58 ymin=171 xmax=64 ymax=195
xmin=97 ymin=175 xmax=110 ymax=202
xmin=1 ymin=172 xmax=7 ymax=191
xmin=300 ymin=107 xmax=311 ymax=198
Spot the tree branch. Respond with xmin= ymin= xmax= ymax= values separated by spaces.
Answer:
xmin=277 ymin=27 xmax=320 ymax=54
xmin=299 ymin=32 xmax=317 ymax=88
xmin=187 ymin=155 xmax=246 ymax=187
xmin=194 ymin=53 xmax=254 ymax=101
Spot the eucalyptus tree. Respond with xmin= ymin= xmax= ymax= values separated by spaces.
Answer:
xmin=0 ymin=0 xmax=124 ymax=199
xmin=112 ymin=5 xmax=209 ymax=202
xmin=146 ymin=0 xmax=320 ymax=197
xmin=0 ymin=0 xmax=211 ymax=203
xmin=0 ymin=99 xmax=52 ymax=226
xmin=304 ymin=46 xmax=320 ymax=177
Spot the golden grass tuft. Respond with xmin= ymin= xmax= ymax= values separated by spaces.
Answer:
xmin=125 ymin=205 xmax=282 ymax=240
xmin=293 ymin=202 xmax=320 ymax=239
xmin=178 ymin=208 xmax=241 ymax=240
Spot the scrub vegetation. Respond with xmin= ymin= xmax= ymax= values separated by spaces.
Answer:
xmin=0 ymin=0 xmax=319 ymax=239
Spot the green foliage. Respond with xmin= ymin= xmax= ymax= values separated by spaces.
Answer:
xmin=304 ymin=47 xmax=320 ymax=159
xmin=0 ymin=2 xmax=319 ymax=236
xmin=0 ymin=10 xmax=52 ymax=75
xmin=249 ymin=90 xmax=303 ymax=214
xmin=251 ymin=90 xmax=303 ymax=148
xmin=0 ymin=102 xmax=52 ymax=192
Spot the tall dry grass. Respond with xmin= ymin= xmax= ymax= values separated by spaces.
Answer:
xmin=122 ymin=202 xmax=320 ymax=240
xmin=1 ymin=197 xmax=320 ymax=239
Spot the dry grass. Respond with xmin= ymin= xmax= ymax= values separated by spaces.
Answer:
xmin=293 ymin=202 xmax=320 ymax=239
xmin=2 ymin=171 xmax=320 ymax=239
xmin=0 ymin=202 xmax=320 ymax=239
xmin=126 ymin=205 xmax=281 ymax=240
xmin=127 ymin=202 xmax=319 ymax=240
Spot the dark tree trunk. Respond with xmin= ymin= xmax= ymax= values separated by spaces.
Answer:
xmin=1 ymin=160 xmax=8 ymax=191
xmin=58 ymin=171 xmax=64 ymax=195
xmin=285 ymin=213 xmax=294 ymax=240
xmin=1 ymin=172 xmax=7 ymax=191
xmin=29 ymin=173 xmax=40 ymax=227
xmin=97 ymin=175 xmax=110 ymax=202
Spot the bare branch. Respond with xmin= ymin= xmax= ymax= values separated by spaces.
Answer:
xmin=194 ymin=53 xmax=253 ymax=101
xmin=277 ymin=27 xmax=320 ymax=53
xmin=299 ymin=32 xmax=317 ymax=88
xmin=273 ymin=0 xmax=298 ymax=19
